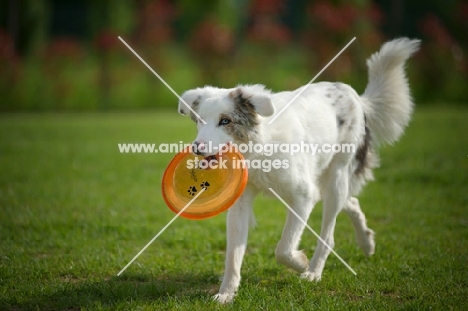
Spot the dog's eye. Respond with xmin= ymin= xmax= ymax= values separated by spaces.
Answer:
xmin=219 ymin=118 xmax=231 ymax=126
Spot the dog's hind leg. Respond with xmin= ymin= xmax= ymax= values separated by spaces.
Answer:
xmin=275 ymin=189 xmax=318 ymax=273
xmin=342 ymin=197 xmax=375 ymax=256
xmin=302 ymin=163 xmax=349 ymax=281
xmin=213 ymin=188 xmax=255 ymax=304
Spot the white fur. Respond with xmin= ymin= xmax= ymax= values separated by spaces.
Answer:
xmin=178 ymin=38 xmax=420 ymax=303
xmin=362 ymin=38 xmax=420 ymax=145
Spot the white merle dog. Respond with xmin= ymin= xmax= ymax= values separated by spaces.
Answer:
xmin=178 ymin=38 xmax=420 ymax=303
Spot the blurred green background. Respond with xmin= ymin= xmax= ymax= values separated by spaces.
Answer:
xmin=0 ymin=0 xmax=467 ymax=111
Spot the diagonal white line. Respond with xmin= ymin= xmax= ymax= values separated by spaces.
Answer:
xmin=118 ymin=36 xmax=207 ymax=124
xmin=117 ymin=188 xmax=206 ymax=276
xmin=268 ymin=37 xmax=356 ymax=124
xmin=268 ymin=188 xmax=357 ymax=275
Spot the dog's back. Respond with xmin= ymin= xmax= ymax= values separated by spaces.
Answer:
xmin=265 ymin=38 xmax=420 ymax=195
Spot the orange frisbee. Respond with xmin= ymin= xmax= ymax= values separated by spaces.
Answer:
xmin=162 ymin=146 xmax=248 ymax=220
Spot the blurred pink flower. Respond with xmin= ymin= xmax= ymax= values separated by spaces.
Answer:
xmin=250 ymin=0 xmax=285 ymax=16
xmin=136 ymin=0 xmax=176 ymax=45
xmin=94 ymin=29 xmax=119 ymax=52
xmin=366 ymin=3 xmax=384 ymax=25
xmin=308 ymin=1 xmax=357 ymax=34
xmin=248 ymin=17 xmax=291 ymax=46
xmin=43 ymin=37 xmax=84 ymax=61
xmin=0 ymin=29 xmax=17 ymax=62
xmin=248 ymin=0 xmax=291 ymax=46
xmin=190 ymin=19 xmax=233 ymax=56
xmin=419 ymin=14 xmax=453 ymax=48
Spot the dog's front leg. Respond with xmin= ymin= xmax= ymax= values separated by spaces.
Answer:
xmin=213 ymin=192 xmax=253 ymax=304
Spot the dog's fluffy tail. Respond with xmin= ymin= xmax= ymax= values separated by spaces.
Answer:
xmin=361 ymin=38 xmax=420 ymax=145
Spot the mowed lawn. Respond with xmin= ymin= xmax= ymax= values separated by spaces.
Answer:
xmin=0 ymin=106 xmax=467 ymax=310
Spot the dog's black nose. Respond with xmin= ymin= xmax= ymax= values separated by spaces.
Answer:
xmin=192 ymin=141 xmax=205 ymax=155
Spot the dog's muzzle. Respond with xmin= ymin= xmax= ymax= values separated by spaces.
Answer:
xmin=192 ymin=141 xmax=207 ymax=156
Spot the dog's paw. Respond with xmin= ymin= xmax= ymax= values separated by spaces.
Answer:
xmin=213 ymin=292 xmax=236 ymax=304
xmin=300 ymin=271 xmax=322 ymax=282
xmin=358 ymin=228 xmax=375 ymax=257
xmin=275 ymin=250 xmax=309 ymax=272
xmin=293 ymin=251 xmax=310 ymax=272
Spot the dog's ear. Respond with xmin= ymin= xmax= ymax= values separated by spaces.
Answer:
xmin=178 ymin=89 xmax=202 ymax=117
xmin=249 ymin=92 xmax=275 ymax=117
xmin=231 ymin=85 xmax=275 ymax=117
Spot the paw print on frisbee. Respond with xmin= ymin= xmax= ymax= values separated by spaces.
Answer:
xmin=162 ymin=146 xmax=248 ymax=220
xmin=200 ymin=181 xmax=210 ymax=190
xmin=187 ymin=186 xmax=197 ymax=196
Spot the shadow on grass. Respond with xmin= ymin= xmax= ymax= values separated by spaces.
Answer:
xmin=10 ymin=272 xmax=220 ymax=309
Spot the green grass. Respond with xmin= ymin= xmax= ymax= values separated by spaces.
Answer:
xmin=0 ymin=106 xmax=467 ymax=310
